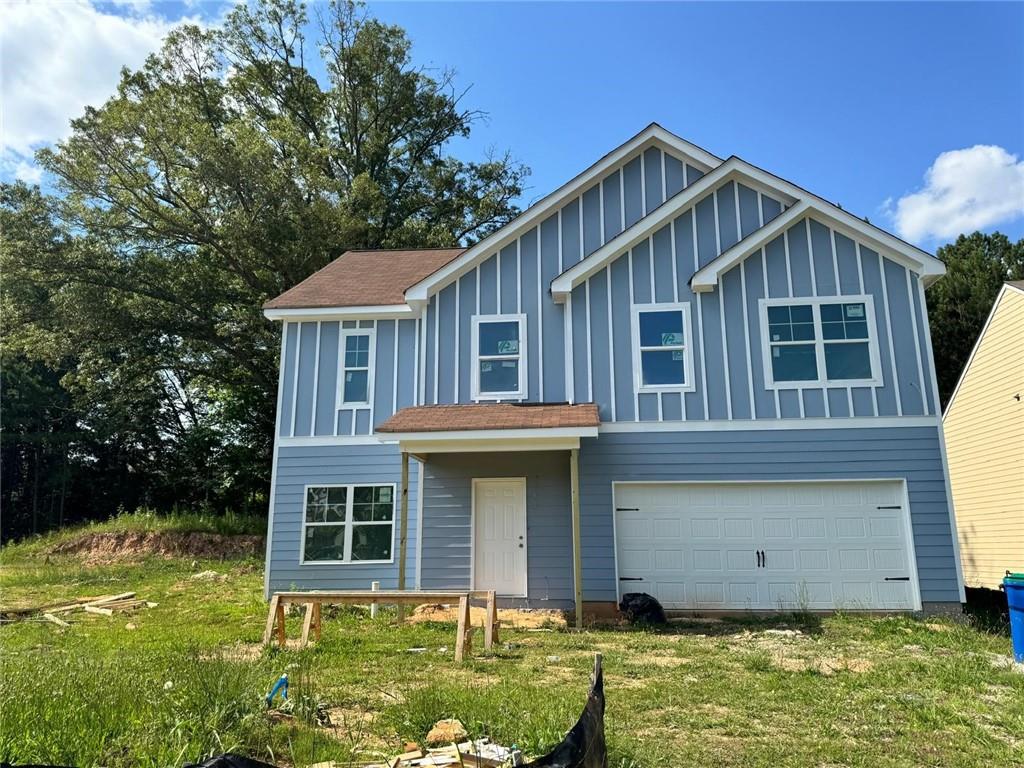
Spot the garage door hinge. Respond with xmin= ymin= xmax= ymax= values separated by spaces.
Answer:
xmin=876 ymin=505 xmax=902 ymax=510
xmin=615 ymin=507 xmax=640 ymax=512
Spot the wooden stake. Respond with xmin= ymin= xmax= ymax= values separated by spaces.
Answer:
xmin=454 ymin=595 xmax=470 ymax=662
xmin=397 ymin=451 xmax=410 ymax=622
xmin=484 ymin=590 xmax=497 ymax=650
xmin=313 ymin=602 xmax=322 ymax=641
xmin=275 ymin=602 xmax=286 ymax=648
xmin=262 ymin=594 xmax=280 ymax=645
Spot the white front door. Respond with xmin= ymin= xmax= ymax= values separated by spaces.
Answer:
xmin=614 ymin=481 xmax=919 ymax=611
xmin=473 ymin=478 xmax=527 ymax=597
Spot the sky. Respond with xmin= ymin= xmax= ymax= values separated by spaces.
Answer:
xmin=3 ymin=0 xmax=1023 ymax=250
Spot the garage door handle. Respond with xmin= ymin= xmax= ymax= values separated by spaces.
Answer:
xmin=616 ymin=507 xmax=640 ymax=512
xmin=877 ymin=505 xmax=902 ymax=510
xmin=884 ymin=576 xmax=910 ymax=581
xmin=619 ymin=577 xmax=643 ymax=582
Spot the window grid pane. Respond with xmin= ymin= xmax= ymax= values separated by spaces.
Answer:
xmin=766 ymin=301 xmax=876 ymax=385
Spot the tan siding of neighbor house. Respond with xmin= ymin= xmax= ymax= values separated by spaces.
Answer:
xmin=944 ymin=286 xmax=1024 ymax=589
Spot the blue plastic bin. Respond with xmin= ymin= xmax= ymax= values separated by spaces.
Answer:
xmin=1004 ymin=573 xmax=1024 ymax=663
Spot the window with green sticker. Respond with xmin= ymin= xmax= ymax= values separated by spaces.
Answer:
xmin=472 ymin=315 xmax=526 ymax=398
xmin=633 ymin=304 xmax=693 ymax=390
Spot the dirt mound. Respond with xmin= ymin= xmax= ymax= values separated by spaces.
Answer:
xmin=47 ymin=531 xmax=264 ymax=564
xmin=408 ymin=603 xmax=566 ymax=629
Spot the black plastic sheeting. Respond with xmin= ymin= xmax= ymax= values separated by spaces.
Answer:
xmin=2 ymin=655 xmax=608 ymax=768
xmin=619 ymin=592 xmax=668 ymax=625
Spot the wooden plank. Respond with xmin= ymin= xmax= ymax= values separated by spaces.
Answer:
xmin=454 ymin=595 xmax=469 ymax=663
xmin=84 ymin=605 xmax=113 ymax=616
xmin=397 ymin=451 xmax=410 ymax=625
xmin=43 ymin=613 xmax=70 ymax=627
xmin=275 ymin=603 xmax=287 ymax=649
xmin=300 ymin=602 xmax=315 ymax=647
xmin=570 ymin=447 xmax=584 ymax=629
xmin=262 ymin=594 xmax=281 ymax=645
xmin=483 ymin=590 xmax=496 ymax=650
xmin=313 ymin=602 xmax=322 ymax=641
xmin=271 ymin=590 xmax=488 ymax=604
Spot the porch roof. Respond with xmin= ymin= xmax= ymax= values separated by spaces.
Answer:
xmin=375 ymin=403 xmax=600 ymax=453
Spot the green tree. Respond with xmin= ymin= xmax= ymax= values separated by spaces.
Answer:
xmin=927 ymin=231 xmax=1024 ymax=407
xmin=3 ymin=0 xmax=526 ymax=535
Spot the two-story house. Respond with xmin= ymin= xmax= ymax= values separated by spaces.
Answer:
xmin=262 ymin=124 xmax=965 ymax=621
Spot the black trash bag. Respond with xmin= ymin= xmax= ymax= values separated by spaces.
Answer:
xmin=183 ymin=755 xmax=280 ymax=768
xmin=619 ymin=592 xmax=667 ymax=625
xmin=523 ymin=654 xmax=606 ymax=768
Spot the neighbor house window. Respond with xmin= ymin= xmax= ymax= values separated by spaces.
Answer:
xmin=471 ymin=314 xmax=527 ymax=399
xmin=631 ymin=303 xmax=695 ymax=391
xmin=339 ymin=330 xmax=373 ymax=405
xmin=761 ymin=297 xmax=880 ymax=387
xmin=301 ymin=484 xmax=395 ymax=563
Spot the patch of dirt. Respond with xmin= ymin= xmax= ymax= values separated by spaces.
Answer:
xmin=407 ymin=603 xmax=566 ymax=629
xmin=46 ymin=531 xmax=264 ymax=564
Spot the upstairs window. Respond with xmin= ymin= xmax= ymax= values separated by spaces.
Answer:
xmin=761 ymin=297 xmax=880 ymax=388
xmin=340 ymin=330 xmax=373 ymax=406
xmin=301 ymin=484 xmax=394 ymax=564
xmin=471 ymin=314 xmax=527 ymax=399
xmin=631 ymin=303 xmax=695 ymax=391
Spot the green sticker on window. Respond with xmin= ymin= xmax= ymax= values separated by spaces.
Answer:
xmin=497 ymin=340 xmax=519 ymax=354
xmin=662 ymin=332 xmax=684 ymax=346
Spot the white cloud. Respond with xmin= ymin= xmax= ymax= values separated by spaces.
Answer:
xmin=887 ymin=145 xmax=1024 ymax=242
xmin=0 ymin=1 xmax=201 ymax=162
xmin=11 ymin=158 xmax=43 ymax=185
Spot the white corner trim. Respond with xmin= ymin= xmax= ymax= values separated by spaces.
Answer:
xmin=405 ymin=124 xmax=723 ymax=305
xmin=264 ymin=304 xmax=416 ymax=322
xmin=263 ymin=324 xmax=290 ymax=599
xmin=942 ymin=283 xmax=1012 ymax=421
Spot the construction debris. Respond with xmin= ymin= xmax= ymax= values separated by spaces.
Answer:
xmin=425 ymin=718 xmax=468 ymax=745
xmin=0 ymin=592 xmax=156 ymax=624
xmin=363 ymin=738 xmax=523 ymax=767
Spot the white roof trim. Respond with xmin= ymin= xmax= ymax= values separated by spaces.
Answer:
xmin=551 ymin=156 xmax=946 ymax=300
xmin=404 ymin=123 xmax=723 ymax=305
xmin=691 ymin=199 xmax=946 ymax=293
xmin=376 ymin=425 xmax=599 ymax=454
xmin=942 ymin=282 xmax=1017 ymax=420
xmin=263 ymin=304 xmax=416 ymax=322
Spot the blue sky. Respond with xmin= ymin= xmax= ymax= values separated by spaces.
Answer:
xmin=4 ymin=1 xmax=1023 ymax=248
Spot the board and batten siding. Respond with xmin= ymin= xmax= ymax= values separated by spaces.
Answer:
xmin=568 ymin=182 xmax=936 ymax=423
xmin=944 ymin=286 xmax=1024 ymax=589
xmin=418 ymin=451 xmax=575 ymax=608
xmin=267 ymin=444 xmax=419 ymax=592
xmin=578 ymin=427 xmax=961 ymax=605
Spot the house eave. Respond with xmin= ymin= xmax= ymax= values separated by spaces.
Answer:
xmin=376 ymin=425 xmax=599 ymax=454
xmin=263 ymin=304 xmax=416 ymax=322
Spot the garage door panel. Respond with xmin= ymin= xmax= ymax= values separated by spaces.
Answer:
xmin=614 ymin=481 xmax=917 ymax=611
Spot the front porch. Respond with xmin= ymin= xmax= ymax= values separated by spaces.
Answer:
xmin=376 ymin=403 xmax=600 ymax=627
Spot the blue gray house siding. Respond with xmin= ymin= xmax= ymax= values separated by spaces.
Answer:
xmin=418 ymin=451 xmax=574 ymax=609
xmin=266 ymin=443 xmax=419 ymax=593
xmin=577 ymin=427 xmax=960 ymax=605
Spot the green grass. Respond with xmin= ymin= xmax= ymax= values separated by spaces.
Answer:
xmin=1 ymin=522 xmax=1022 ymax=768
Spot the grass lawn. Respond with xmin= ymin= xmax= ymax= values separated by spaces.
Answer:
xmin=1 ymin=520 xmax=1021 ymax=768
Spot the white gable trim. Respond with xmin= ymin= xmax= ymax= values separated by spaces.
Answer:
xmin=942 ymin=282 xmax=1019 ymax=420
xmin=551 ymin=156 xmax=946 ymax=301
xmin=690 ymin=200 xmax=946 ymax=293
xmin=404 ymin=124 xmax=722 ymax=305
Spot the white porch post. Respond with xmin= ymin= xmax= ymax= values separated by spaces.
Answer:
xmin=570 ymin=447 xmax=583 ymax=629
xmin=397 ymin=450 xmax=410 ymax=621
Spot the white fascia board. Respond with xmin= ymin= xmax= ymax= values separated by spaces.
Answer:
xmin=550 ymin=158 xmax=754 ymax=300
xmin=404 ymin=124 xmax=724 ymax=304
xmin=942 ymin=283 xmax=1011 ymax=421
xmin=263 ymin=304 xmax=415 ymax=322
xmin=377 ymin=425 xmax=600 ymax=443
xmin=690 ymin=200 xmax=811 ymax=293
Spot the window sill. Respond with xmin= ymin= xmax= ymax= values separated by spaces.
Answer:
xmin=472 ymin=393 xmax=527 ymax=401
xmin=299 ymin=558 xmax=395 ymax=566
xmin=765 ymin=378 xmax=882 ymax=391
xmin=636 ymin=384 xmax=696 ymax=394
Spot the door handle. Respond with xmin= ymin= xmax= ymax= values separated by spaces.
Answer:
xmin=762 ymin=550 xmax=767 ymax=568
xmin=755 ymin=550 xmax=761 ymax=568
xmin=619 ymin=577 xmax=643 ymax=581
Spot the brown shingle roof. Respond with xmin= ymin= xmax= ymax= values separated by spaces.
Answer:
xmin=264 ymin=248 xmax=466 ymax=310
xmin=376 ymin=403 xmax=601 ymax=433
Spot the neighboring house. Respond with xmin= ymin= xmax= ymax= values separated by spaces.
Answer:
xmin=943 ymin=281 xmax=1024 ymax=590
xmin=262 ymin=123 xmax=964 ymax=619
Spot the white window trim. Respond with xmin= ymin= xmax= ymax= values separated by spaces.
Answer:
xmin=470 ymin=313 xmax=528 ymax=401
xmin=630 ymin=302 xmax=696 ymax=394
xmin=758 ymin=295 xmax=883 ymax=390
xmin=299 ymin=483 xmax=397 ymax=566
xmin=336 ymin=326 xmax=376 ymax=410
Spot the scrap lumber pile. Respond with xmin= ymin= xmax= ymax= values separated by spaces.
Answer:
xmin=360 ymin=738 xmax=521 ymax=767
xmin=0 ymin=592 xmax=155 ymax=625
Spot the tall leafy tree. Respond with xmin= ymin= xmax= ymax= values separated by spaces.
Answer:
xmin=927 ymin=231 xmax=1024 ymax=407
xmin=3 ymin=0 xmax=525 ymax=536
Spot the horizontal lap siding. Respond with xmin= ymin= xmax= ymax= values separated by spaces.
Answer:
xmin=419 ymin=452 xmax=573 ymax=608
xmin=578 ymin=427 xmax=959 ymax=604
xmin=267 ymin=444 xmax=419 ymax=592
xmin=570 ymin=176 xmax=936 ymax=424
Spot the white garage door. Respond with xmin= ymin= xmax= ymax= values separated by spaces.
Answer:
xmin=614 ymin=481 xmax=919 ymax=611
